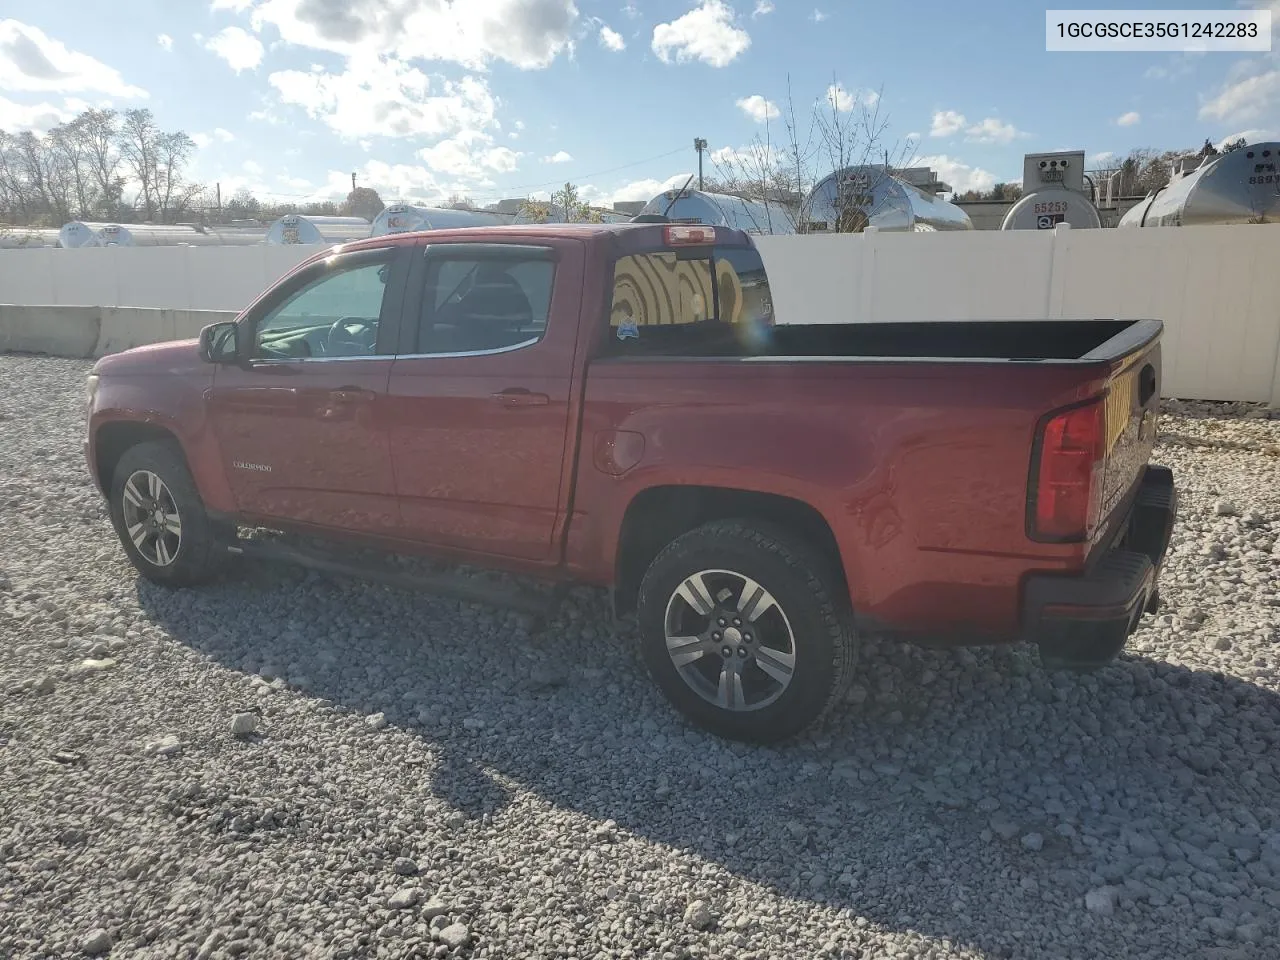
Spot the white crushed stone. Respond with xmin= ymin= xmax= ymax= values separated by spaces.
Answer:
xmin=1 ymin=357 xmax=1277 ymax=959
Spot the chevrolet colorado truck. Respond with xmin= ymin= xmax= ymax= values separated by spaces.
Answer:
xmin=84 ymin=221 xmax=1178 ymax=742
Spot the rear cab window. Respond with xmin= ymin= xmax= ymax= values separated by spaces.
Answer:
xmin=602 ymin=242 xmax=774 ymax=358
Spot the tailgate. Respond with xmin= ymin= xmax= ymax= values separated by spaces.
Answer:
xmin=1096 ymin=332 xmax=1162 ymax=536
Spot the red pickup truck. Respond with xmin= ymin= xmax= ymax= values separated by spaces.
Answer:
xmin=84 ymin=221 xmax=1177 ymax=742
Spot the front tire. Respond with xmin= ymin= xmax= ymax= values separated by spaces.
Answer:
xmin=108 ymin=439 xmax=224 ymax=587
xmin=636 ymin=521 xmax=856 ymax=743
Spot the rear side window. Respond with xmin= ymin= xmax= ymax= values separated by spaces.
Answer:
xmin=414 ymin=254 xmax=555 ymax=356
xmin=603 ymin=245 xmax=774 ymax=358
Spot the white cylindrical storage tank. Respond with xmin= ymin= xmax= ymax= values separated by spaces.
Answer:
xmin=266 ymin=214 xmax=371 ymax=245
xmin=95 ymin=224 xmax=135 ymax=246
xmin=1118 ymin=143 xmax=1280 ymax=227
xmin=637 ymin=189 xmax=796 ymax=234
xmin=1000 ymin=187 xmax=1102 ymax=230
xmin=59 ymin=221 xmax=105 ymax=248
xmin=802 ymin=166 xmax=972 ymax=232
xmin=370 ymin=204 xmax=515 ymax=236
xmin=204 ymin=225 xmax=269 ymax=245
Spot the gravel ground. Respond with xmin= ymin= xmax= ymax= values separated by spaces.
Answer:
xmin=2 ymin=355 xmax=1278 ymax=960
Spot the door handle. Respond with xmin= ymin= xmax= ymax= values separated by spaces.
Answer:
xmin=491 ymin=388 xmax=549 ymax=407
xmin=329 ymin=387 xmax=377 ymax=402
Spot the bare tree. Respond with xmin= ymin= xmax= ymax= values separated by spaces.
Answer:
xmin=154 ymin=130 xmax=200 ymax=220
xmin=116 ymin=109 xmax=202 ymax=222
xmin=118 ymin=109 xmax=160 ymax=219
xmin=78 ymin=109 xmax=125 ymax=219
xmin=710 ymin=75 xmax=915 ymax=233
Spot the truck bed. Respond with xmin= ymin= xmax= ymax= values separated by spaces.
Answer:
xmin=763 ymin=319 xmax=1154 ymax=362
xmin=613 ymin=318 xmax=1158 ymax=364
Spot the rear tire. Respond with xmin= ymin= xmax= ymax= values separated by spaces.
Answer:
xmin=108 ymin=439 xmax=224 ymax=587
xmin=636 ymin=520 xmax=856 ymax=743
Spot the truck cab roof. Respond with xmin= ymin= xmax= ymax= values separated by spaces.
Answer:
xmin=329 ymin=221 xmax=757 ymax=256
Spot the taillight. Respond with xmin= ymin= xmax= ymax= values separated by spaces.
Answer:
xmin=1030 ymin=398 xmax=1107 ymax=541
xmin=664 ymin=224 xmax=716 ymax=245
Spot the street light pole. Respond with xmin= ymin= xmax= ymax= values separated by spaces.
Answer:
xmin=694 ymin=138 xmax=707 ymax=191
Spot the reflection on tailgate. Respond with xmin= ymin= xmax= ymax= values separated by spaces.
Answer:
xmin=1101 ymin=346 xmax=1160 ymax=519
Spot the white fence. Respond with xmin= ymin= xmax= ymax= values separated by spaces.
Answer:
xmin=0 ymin=243 xmax=319 ymax=312
xmin=757 ymin=223 xmax=1280 ymax=405
xmin=2 ymin=225 xmax=1279 ymax=403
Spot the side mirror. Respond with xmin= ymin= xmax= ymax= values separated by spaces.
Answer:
xmin=198 ymin=321 xmax=239 ymax=364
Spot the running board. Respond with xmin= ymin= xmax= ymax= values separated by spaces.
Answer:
xmin=227 ymin=536 xmax=565 ymax=624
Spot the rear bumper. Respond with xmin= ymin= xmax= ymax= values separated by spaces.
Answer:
xmin=1022 ymin=465 xmax=1177 ymax=669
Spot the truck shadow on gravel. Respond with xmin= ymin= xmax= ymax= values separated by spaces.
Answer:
xmin=136 ymin=565 xmax=1280 ymax=960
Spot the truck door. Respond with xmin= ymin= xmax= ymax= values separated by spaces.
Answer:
xmin=385 ymin=239 xmax=585 ymax=562
xmin=207 ymin=245 xmax=411 ymax=534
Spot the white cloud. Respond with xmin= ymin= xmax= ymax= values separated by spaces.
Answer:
xmin=652 ymin=0 xmax=750 ymax=68
xmin=623 ymin=2 xmax=641 ymax=18
xmin=1088 ymin=150 xmax=1116 ymax=166
xmin=810 ymin=8 xmax=828 ymax=21
xmin=930 ymin=110 xmax=966 ymax=137
xmin=157 ymin=34 xmax=173 ymax=52
xmin=417 ymin=129 xmax=521 ymax=176
xmin=246 ymin=0 xmax=580 ymax=71
xmin=307 ymin=161 xmax=449 ymax=205
xmin=205 ymin=26 xmax=264 ymax=73
xmin=0 ymin=94 xmax=81 ymax=132
xmin=930 ymin=110 xmax=1024 ymax=143
xmin=605 ymin=172 xmax=693 ymax=204
xmin=965 ymin=117 xmax=1023 ymax=144
xmin=825 ymin=84 xmax=855 ymax=112
xmin=1199 ymin=69 xmax=1280 ymax=123
xmin=543 ymin=150 xmax=573 ymax=163
xmin=599 ymin=25 xmax=626 ymax=51
xmin=915 ymin=154 xmax=997 ymax=196
xmin=752 ymin=0 xmax=774 ymax=15
xmin=211 ymin=0 xmax=255 ymax=10
xmin=268 ymin=56 xmax=497 ymax=140
xmin=0 ymin=20 xmax=147 ymax=98
xmin=1216 ymin=128 xmax=1277 ymax=147
xmin=906 ymin=131 xmax=921 ymax=141
xmin=736 ymin=94 xmax=779 ymax=122
xmin=244 ymin=159 xmax=265 ymax=176
xmin=1116 ymin=111 xmax=1141 ymax=127
xmin=214 ymin=127 xmax=236 ymax=142
xmin=191 ymin=132 xmax=212 ymax=149
xmin=710 ymin=141 xmax=781 ymax=173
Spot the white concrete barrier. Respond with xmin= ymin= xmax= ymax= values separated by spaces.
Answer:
xmin=0 ymin=305 xmax=237 ymax=359
xmin=0 ymin=304 xmax=100 ymax=358
xmin=97 ymin=307 xmax=237 ymax=356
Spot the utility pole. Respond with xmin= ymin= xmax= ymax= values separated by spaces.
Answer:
xmin=215 ymin=182 xmax=221 ymax=220
xmin=351 ymin=171 xmax=357 ymax=193
xmin=694 ymin=138 xmax=707 ymax=191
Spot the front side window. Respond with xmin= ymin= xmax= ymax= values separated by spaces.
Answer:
xmin=254 ymin=259 xmax=392 ymax=360
xmin=414 ymin=254 xmax=555 ymax=356
xmin=603 ymin=245 xmax=774 ymax=357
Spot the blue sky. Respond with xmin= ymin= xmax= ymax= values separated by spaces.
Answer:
xmin=3 ymin=0 xmax=1278 ymax=208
